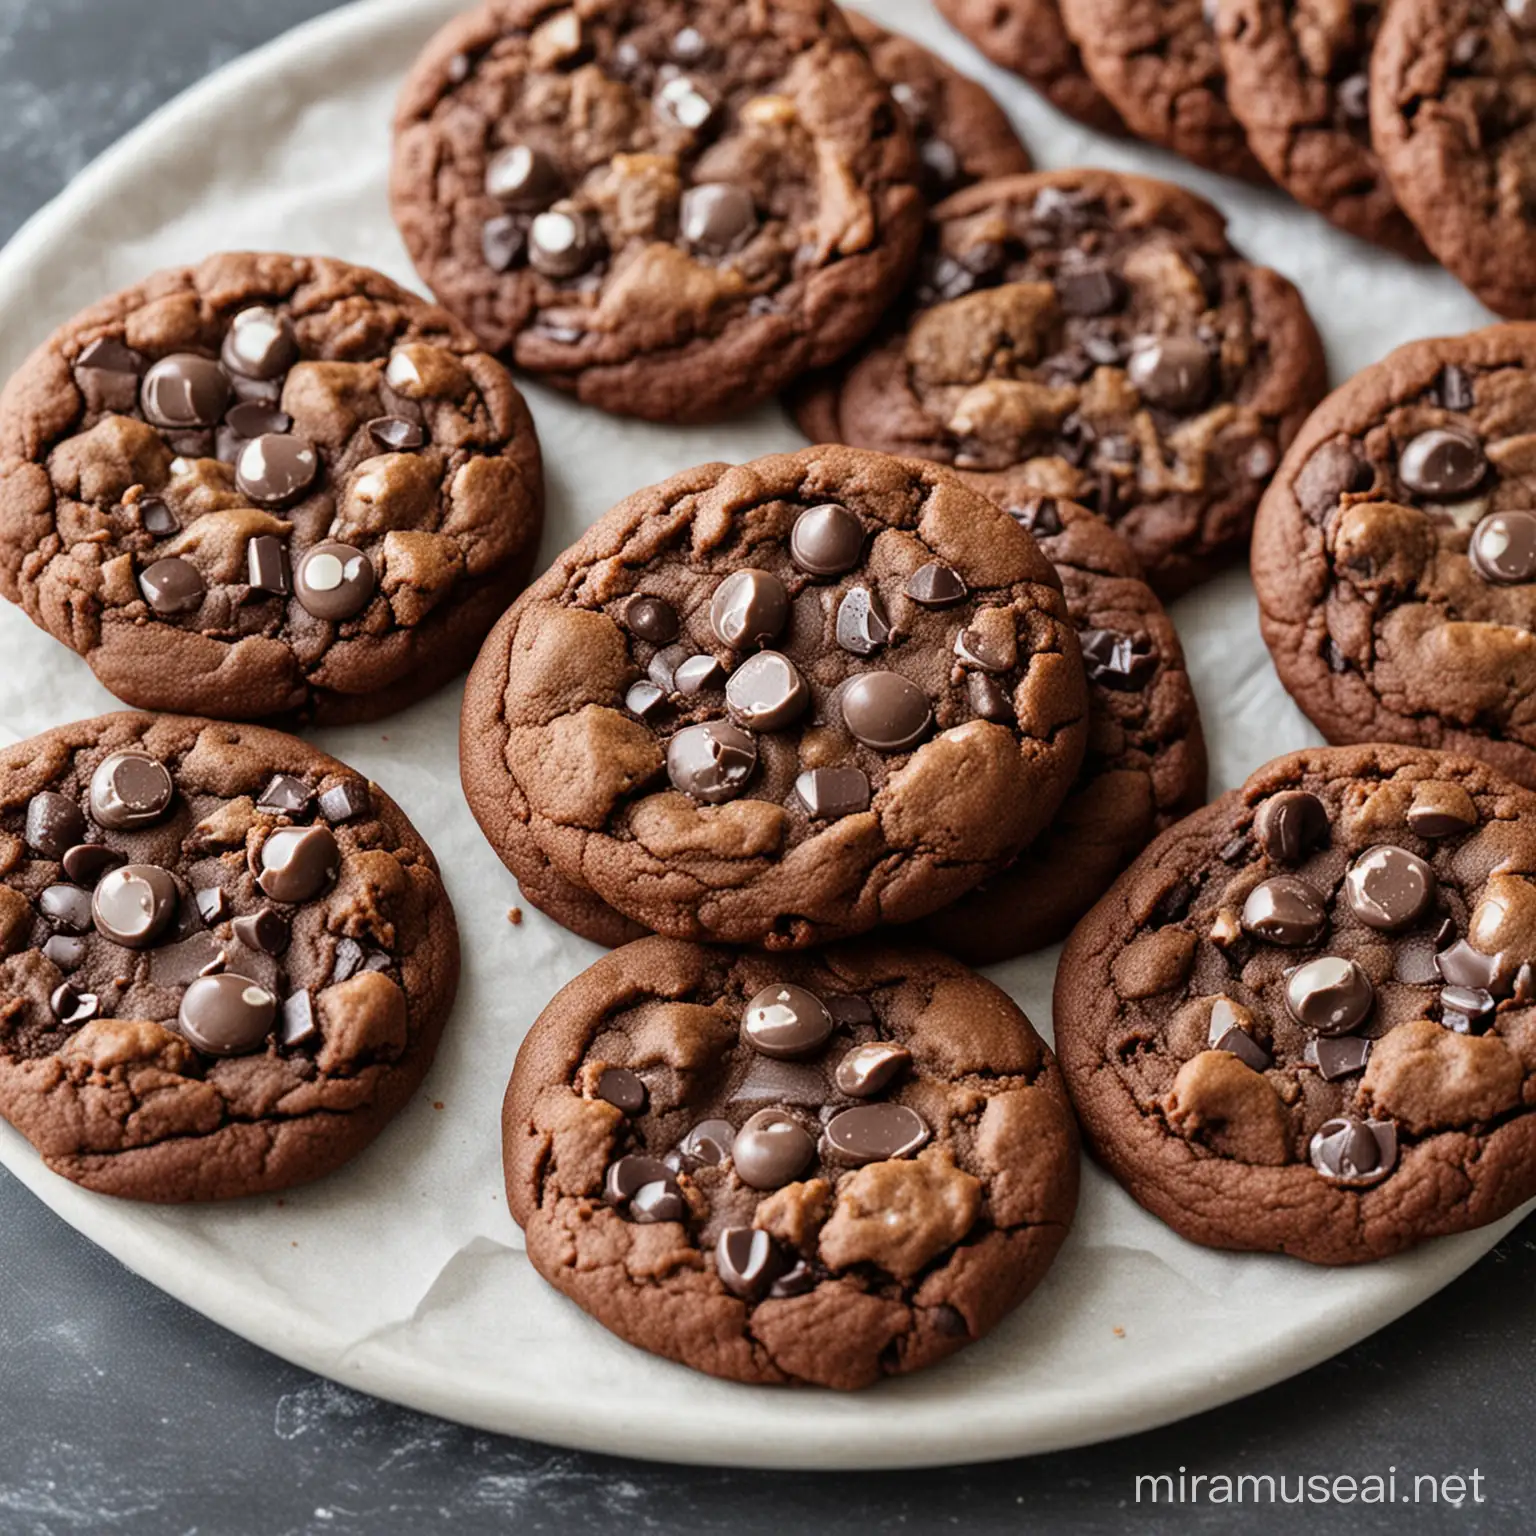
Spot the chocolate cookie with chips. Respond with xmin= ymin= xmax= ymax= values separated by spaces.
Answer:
xmin=791 ymin=169 xmax=1327 ymax=597
xmin=390 ymin=0 xmax=925 ymax=422
xmin=504 ymin=935 xmax=1079 ymax=1387
xmin=0 ymin=253 xmax=544 ymax=723
xmin=0 ymin=712 xmax=457 ymax=1201
xmin=1055 ymin=744 xmax=1536 ymax=1264
xmin=460 ymin=446 xmax=1090 ymax=949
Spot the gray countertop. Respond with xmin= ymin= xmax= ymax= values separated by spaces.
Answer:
xmin=0 ymin=3 xmax=1531 ymax=1532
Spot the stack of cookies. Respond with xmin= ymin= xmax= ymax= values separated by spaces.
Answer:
xmin=1 ymin=0 xmax=1535 ymax=1403
xmin=940 ymin=0 xmax=1536 ymax=316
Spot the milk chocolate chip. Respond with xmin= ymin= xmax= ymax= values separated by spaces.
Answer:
xmin=178 ymin=973 xmax=277 ymax=1056
xmin=1241 ymin=876 xmax=1328 ymax=946
xmin=841 ymin=672 xmax=931 ymax=751
xmin=257 ymin=825 xmax=339 ymax=903
xmin=1309 ymin=1115 xmax=1397 ymax=1185
xmin=1344 ymin=846 xmax=1434 ymax=930
xmin=725 ymin=651 xmax=809 ymax=731
xmin=90 ymin=752 xmax=174 ymax=829
xmin=92 ymin=863 xmax=179 ymax=948
xmin=666 ymin=720 xmax=757 ymax=803
xmin=742 ymin=983 xmax=833 ymax=1058
xmin=822 ymin=1103 xmax=930 ymax=1165
xmin=1253 ymin=791 xmax=1328 ymax=863
xmin=789 ymin=503 xmax=864 ymax=577
xmin=732 ymin=1108 xmax=816 ymax=1189
xmin=1286 ymin=955 xmax=1374 ymax=1035
xmin=710 ymin=569 xmax=789 ymax=649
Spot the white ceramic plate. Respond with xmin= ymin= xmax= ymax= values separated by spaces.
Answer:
xmin=0 ymin=0 xmax=1521 ymax=1471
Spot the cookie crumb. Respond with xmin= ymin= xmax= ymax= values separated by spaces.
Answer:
xmin=1113 ymin=1325 xmax=1125 ymax=1337
xmin=433 ymin=1100 xmax=445 ymax=1110
xmin=508 ymin=907 xmax=523 ymax=925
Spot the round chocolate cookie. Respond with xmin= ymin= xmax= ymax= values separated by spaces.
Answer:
xmin=460 ymin=447 xmax=1090 ymax=949
xmin=933 ymin=0 xmax=1124 ymax=134
xmin=792 ymin=169 xmax=1327 ymax=597
xmin=916 ymin=492 xmax=1207 ymax=962
xmin=0 ymin=253 xmax=544 ymax=724
xmin=0 ymin=712 xmax=457 ymax=1201
xmin=389 ymin=0 xmax=925 ymax=423
xmin=845 ymin=14 xmax=1033 ymax=202
xmin=1057 ymin=0 xmax=1265 ymax=180
xmin=1252 ymin=325 xmax=1536 ymax=789
xmin=1056 ymin=744 xmax=1536 ymax=1264
xmin=504 ymin=935 xmax=1079 ymax=1387
xmin=1370 ymin=0 xmax=1536 ymax=317
xmin=1214 ymin=0 xmax=1424 ymax=257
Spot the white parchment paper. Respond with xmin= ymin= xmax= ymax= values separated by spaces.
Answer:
xmin=0 ymin=0 xmax=1520 ymax=1469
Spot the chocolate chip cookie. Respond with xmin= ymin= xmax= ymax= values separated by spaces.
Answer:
xmin=460 ymin=446 xmax=1090 ymax=949
xmin=933 ymin=0 xmax=1124 ymax=134
xmin=1056 ymin=743 xmax=1536 ymax=1263
xmin=1251 ymin=325 xmax=1536 ymax=788
xmin=1370 ymin=0 xmax=1536 ymax=317
xmin=504 ymin=935 xmax=1079 ymax=1386
xmin=792 ymin=169 xmax=1327 ymax=597
xmin=0 ymin=712 xmax=457 ymax=1201
xmin=389 ymin=0 xmax=925 ymax=423
xmin=1215 ymin=0 xmax=1423 ymax=256
xmin=0 ymin=252 xmax=544 ymax=724
xmin=916 ymin=491 xmax=1206 ymax=962
xmin=846 ymin=14 xmax=1033 ymax=201
xmin=1058 ymin=0 xmax=1265 ymax=180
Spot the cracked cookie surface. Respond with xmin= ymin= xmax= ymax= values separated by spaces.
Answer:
xmin=0 ymin=711 xmax=458 ymax=1201
xmin=389 ymin=0 xmax=925 ymax=423
xmin=1253 ymin=325 xmax=1536 ymax=788
xmin=791 ymin=169 xmax=1327 ymax=596
xmin=915 ymin=491 xmax=1206 ymax=962
xmin=504 ymin=934 xmax=1079 ymax=1387
xmin=460 ymin=445 xmax=1089 ymax=949
xmin=0 ymin=252 xmax=543 ymax=724
xmin=1215 ymin=0 xmax=1423 ymax=256
xmin=1055 ymin=744 xmax=1536 ymax=1264
xmin=1370 ymin=0 xmax=1536 ymax=318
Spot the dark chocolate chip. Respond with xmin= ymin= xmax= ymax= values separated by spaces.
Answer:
xmin=236 ymin=433 xmax=318 ymax=506
xmin=178 ymin=973 xmax=277 ymax=1056
xmin=725 ymin=651 xmax=809 ymax=732
xmin=743 ymin=983 xmax=833 ymax=1059
xmin=678 ymin=183 xmax=757 ymax=254
xmin=822 ymin=1103 xmax=930 ymax=1165
xmin=1309 ymin=1116 xmax=1397 ymax=1185
xmin=953 ymin=628 xmax=1010 ymax=672
xmin=1336 ymin=71 xmax=1369 ymax=120
xmin=1007 ymin=498 xmax=1062 ymax=537
xmin=247 ymin=534 xmax=293 ymax=596
xmin=482 ymin=214 xmax=526 ymax=272
xmin=629 ymin=1180 xmax=688 ymax=1223
xmin=92 ymin=864 xmax=179 ymax=948
xmin=485 ymin=144 xmax=562 ymax=209
xmin=318 ymin=781 xmax=370 ymax=825
xmin=654 ymin=73 xmax=717 ymax=131
xmin=673 ymin=654 xmax=726 ymax=694
xmin=61 ymin=843 xmax=123 ymax=887
xmin=1305 ymin=1034 xmax=1373 ymax=1080
xmin=1212 ymin=1025 xmax=1272 ymax=1072
xmin=604 ymin=1154 xmax=673 ymax=1208
xmin=257 ymin=773 xmax=313 ymax=815
xmin=74 ymin=337 xmax=143 ymax=411
xmin=43 ymin=934 xmax=86 ymax=973
xmin=1440 ymin=984 xmax=1496 ymax=1035
xmin=1344 ymin=846 xmax=1434 ymax=930
xmin=768 ymin=1261 xmax=816 ymax=1299
xmin=732 ymin=1108 xmax=816 ymax=1189
xmin=1055 ymin=265 xmax=1123 ymax=316
xmin=1407 ymin=795 xmax=1477 ymax=838
xmin=294 ymin=541 xmax=375 ymax=621
xmin=258 ymin=824 xmax=339 ymax=903
xmin=826 ymin=995 xmax=875 ymax=1027
xmin=794 ymin=765 xmax=870 ymax=821
xmin=367 ymin=416 xmax=427 ymax=452
xmin=138 ymin=497 xmax=179 ymax=536
xmin=904 ymin=563 xmax=967 ymax=608
xmin=332 ymin=936 xmax=365 ymax=983
xmin=40 ymin=883 xmax=95 ymax=934
xmin=1470 ymin=510 xmax=1536 ymax=584
xmin=1436 ymin=939 xmax=1503 ymax=993
xmin=1253 ymin=791 xmax=1329 ymax=863
xmin=666 ymin=720 xmax=757 ymax=803
xmin=1295 ymin=439 xmax=1371 ymax=521
xmin=141 ymin=353 xmax=230 ymax=429
xmin=221 ymin=307 xmax=298 ymax=381
xmin=1241 ymin=876 xmax=1328 ymax=946
xmin=232 ymin=907 xmax=291 ymax=956
xmin=280 ymin=989 xmax=318 ymax=1047
xmin=968 ymin=673 xmax=1014 ymax=723
xmin=677 ymin=1119 xmax=736 ymax=1167
xmin=625 ymin=680 xmax=667 ymax=719
xmin=25 ymin=791 xmax=86 ymax=858
xmin=1398 ymin=427 xmax=1485 ymax=498
xmin=50 ymin=981 xmax=99 ymax=1026
xmin=1285 ymin=955 xmax=1374 ymax=1035
xmin=138 ymin=556 xmax=205 ymax=615
xmin=624 ymin=594 xmax=679 ymax=644
xmin=1127 ymin=336 xmax=1211 ymax=410
xmin=195 ymin=886 xmax=230 ymax=925
xmin=834 ymin=585 xmax=890 ymax=656
xmin=834 ymin=1041 xmax=911 ymax=1098
xmin=789 ymin=503 xmax=864 ymax=577
xmin=596 ymin=1066 xmax=647 ymax=1115
xmin=528 ymin=204 xmax=599 ymax=278
xmin=841 ymin=671 xmax=932 ymax=751
xmin=1080 ymin=628 xmax=1156 ymax=690
xmin=1438 ymin=364 xmax=1475 ymax=411
xmin=715 ymin=1226 xmax=786 ymax=1300
xmin=710 ymin=569 xmax=789 ymax=649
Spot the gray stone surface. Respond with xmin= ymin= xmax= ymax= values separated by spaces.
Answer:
xmin=0 ymin=2 xmax=1531 ymax=1532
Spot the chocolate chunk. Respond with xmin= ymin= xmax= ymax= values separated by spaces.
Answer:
xmin=61 ymin=843 xmax=122 ymax=887
xmin=247 ymin=534 xmax=293 ymax=596
xmin=789 ymin=503 xmax=864 ymax=576
xmin=236 ymin=433 xmax=318 ymax=506
xmin=332 ymin=936 xmax=366 ymax=983
xmin=715 ymin=1226 xmax=786 ymax=1300
xmin=221 ymin=307 xmax=299 ymax=380
xmin=232 ymin=907 xmax=290 ymax=956
xmin=604 ymin=1154 xmax=672 ymax=1207
xmin=1436 ymin=938 xmax=1503 ymax=993
xmin=138 ymin=497 xmax=178 ymax=536
xmin=1399 ymin=427 xmax=1485 ymax=498
xmin=625 ymin=680 xmax=667 ymax=719
xmin=367 ymin=416 xmax=427 ymax=452
xmin=768 ymin=1261 xmax=815 ymax=1298
xmin=90 ymin=751 xmax=175 ymax=831
xmin=841 ymin=671 xmax=932 ymax=751
xmin=1438 ymin=364 xmax=1475 ymax=411
xmin=1056 ymin=265 xmax=1123 ymax=316
xmin=1212 ymin=1025 xmax=1271 ymax=1072
xmin=150 ymin=931 xmax=227 ymax=989
xmin=92 ymin=864 xmax=179 ymax=948
xmin=1295 ymin=439 xmax=1371 ymax=521
xmin=43 ymin=934 xmax=86 ymax=972
xmin=318 ymin=781 xmax=370 ymax=825
xmin=1253 ymin=790 xmax=1329 ymax=863
xmin=904 ymin=562 xmax=967 ymax=608
xmin=1080 ymin=628 xmax=1156 ymax=690
xmin=725 ymin=651 xmax=809 ymax=732
xmin=294 ymin=541 xmax=376 ymax=621
xmin=655 ymin=73 xmax=717 ymax=131
xmin=742 ymin=983 xmax=833 ymax=1059
xmin=1007 ymin=497 xmax=1063 ymax=537
xmin=629 ymin=1179 xmax=688 ymax=1223
xmin=1440 ymin=984 xmax=1496 ymax=1035
xmin=596 ymin=1066 xmax=647 ymax=1115
xmin=624 ymin=594 xmax=679 ymax=643
xmin=794 ymin=765 xmax=870 ymax=820
xmin=1344 ymin=846 xmax=1434 ymax=930
xmin=280 ymin=989 xmax=318 ymax=1047
xmin=968 ymin=674 xmax=1014 ymax=722
xmin=666 ymin=720 xmax=757 ymax=803
xmin=728 ymin=1058 xmax=827 ymax=1107
xmin=646 ymin=645 xmax=687 ymax=690
xmin=1407 ymin=790 xmax=1477 ymax=837
xmin=25 ymin=791 xmax=86 ymax=858
xmin=677 ymin=1119 xmax=736 ymax=1166
xmin=482 ymin=214 xmax=526 ymax=272
xmin=258 ymin=773 xmax=313 ymax=815
xmin=1305 ymin=1034 xmax=1373 ymax=1080
xmin=673 ymin=654 xmax=725 ymax=694
xmin=953 ymin=627 xmax=1009 ymax=672
xmin=1127 ymin=336 xmax=1211 ymax=409
xmin=1335 ymin=71 xmax=1369 ymax=120
xmin=177 ymin=973 xmax=277 ymax=1057
xmin=678 ymin=183 xmax=756 ymax=254
xmin=195 ymin=886 xmax=230 ymax=925
xmin=822 ymin=1103 xmax=930 ymax=1165
xmin=1285 ymin=955 xmax=1374 ymax=1035
xmin=484 ymin=144 xmax=562 ymax=209
xmin=74 ymin=337 xmax=142 ymax=410
xmin=834 ymin=1041 xmax=910 ymax=1098
xmin=528 ymin=205 xmax=599 ymax=278
xmin=50 ymin=982 xmax=99 ymax=1026
xmin=141 ymin=353 xmax=230 ymax=428
xmin=1309 ymin=1116 xmax=1397 ymax=1186
xmin=1470 ymin=510 xmax=1536 ymax=584
xmin=223 ymin=403 xmax=292 ymax=446
xmin=138 ymin=557 xmax=205 ymax=615
xmin=732 ymin=1109 xmax=816 ymax=1189
xmin=834 ymin=586 xmax=890 ymax=656
xmin=258 ymin=825 xmax=339 ymax=903
xmin=1241 ymin=876 xmax=1328 ymax=946
xmin=710 ymin=569 xmax=789 ymax=649
xmin=40 ymin=884 xmax=94 ymax=934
